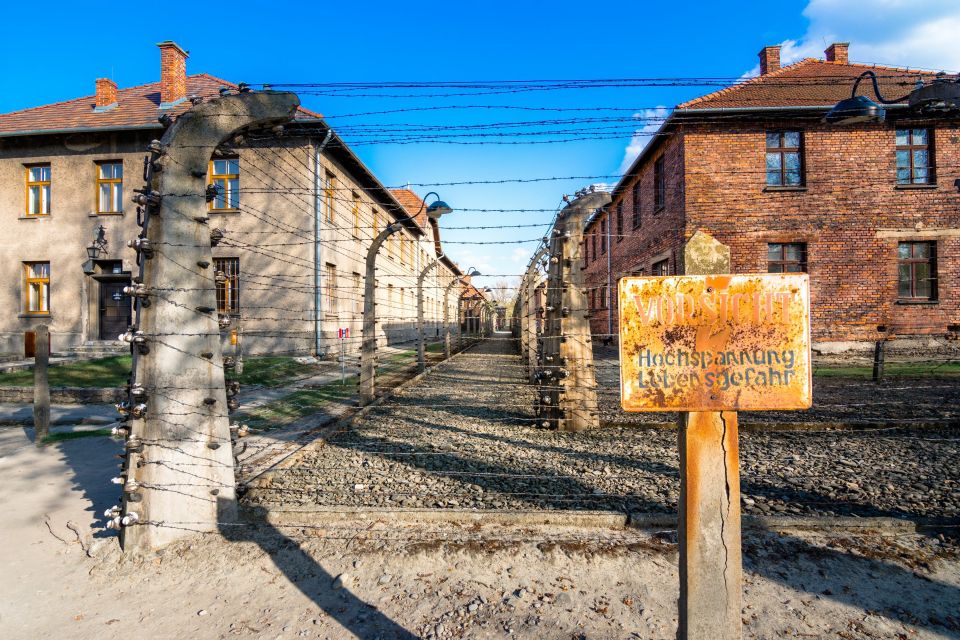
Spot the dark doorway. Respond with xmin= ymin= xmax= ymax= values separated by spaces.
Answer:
xmin=98 ymin=279 xmax=131 ymax=341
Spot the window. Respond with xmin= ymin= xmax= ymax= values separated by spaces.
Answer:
xmin=23 ymin=262 xmax=50 ymax=313
xmin=652 ymin=258 xmax=669 ymax=276
xmin=654 ymin=156 xmax=666 ymax=211
xmin=96 ymin=162 xmax=123 ymax=213
xmin=324 ymin=172 xmax=336 ymax=223
xmin=325 ymin=263 xmax=338 ymax=309
xmin=591 ymin=234 xmax=597 ymax=263
xmin=615 ymin=202 xmax=623 ymax=242
xmin=898 ymin=241 xmax=936 ymax=300
xmin=767 ymin=243 xmax=807 ymax=273
xmin=896 ymin=129 xmax=932 ymax=185
xmin=25 ymin=164 xmax=51 ymax=216
xmin=631 ymin=182 xmax=641 ymax=228
xmin=372 ymin=209 xmax=380 ymax=237
xmin=209 ymin=158 xmax=239 ymax=211
xmin=214 ymin=258 xmax=240 ymax=314
xmin=352 ymin=191 xmax=361 ymax=236
xmin=353 ymin=272 xmax=362 ymax=314
xmin=583 ymin=237 xmax=590 ymax=265
xmin=765 ymin=131 xmax=803 ymax=186
xmin=600 ymin=217 xmax=607 ymax=254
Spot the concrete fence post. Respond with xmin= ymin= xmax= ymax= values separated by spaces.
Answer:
xmin=116 ymin=91 xmax=300 ymax=552
xmin=33 ymin=324 xmax=50 ymax=446
xmin=536 ymin=190 xmax=609 ymax=431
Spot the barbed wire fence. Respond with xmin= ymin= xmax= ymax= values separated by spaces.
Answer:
xmin=98 ymin=74 xmax=960 ymax=550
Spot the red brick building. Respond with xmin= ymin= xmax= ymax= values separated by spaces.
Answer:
xmin=584 ymin=43 xmax=960 ymax=351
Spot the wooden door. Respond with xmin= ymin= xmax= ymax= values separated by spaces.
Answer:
xmin=99 ymin=280 xmax=132 ymax=340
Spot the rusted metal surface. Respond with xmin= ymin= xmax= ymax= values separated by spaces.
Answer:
xmin=619 ymin=274 xmax=811 ymax=412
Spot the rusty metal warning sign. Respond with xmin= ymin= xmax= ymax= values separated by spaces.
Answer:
xmin=618 ymin=274 xmax=811 ymax=411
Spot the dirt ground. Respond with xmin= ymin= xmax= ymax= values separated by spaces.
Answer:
xmin=2 ymin=428 xmax=960 ymax=640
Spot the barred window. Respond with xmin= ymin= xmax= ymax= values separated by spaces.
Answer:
xmin=214 ymin=257 xmax=240 ymax=314
xmin=898 ymin=241 xmax=936 ymax=300
xmin=631 ymin=182 xmax=641 ymax=228
xmin=767 ymin=243 xmax=807 ymax=273
xmin=615 ymin=201 xmax=623 ymax=242
xmin=896 ymin=129 xmax=933 ymax=185
xmin=765 ymin=131 xmax=803 ymax=186
xmin=654 ymin=156 xmax=665 ymax=211
xmin=652 ymin=258 xmax=669 ymax=276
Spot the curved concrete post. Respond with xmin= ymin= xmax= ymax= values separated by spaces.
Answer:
xmin=417 ymin=258 xmax=441 ymax=372
xmin=360 ymin=224 xmax=402 ymax=406
xmin=443 ymin=277 xmax=461 ymax=359
xmin=123 ymin=91 xmax=300 ymax=552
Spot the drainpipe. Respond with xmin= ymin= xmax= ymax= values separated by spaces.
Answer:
xmin=606 ymin=211 xmax=613 ymax=340
xmin=314 ymin=129 xmax=334 ymax=357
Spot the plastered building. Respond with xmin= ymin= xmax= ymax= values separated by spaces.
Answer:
xmin=0 ymin=42 xmax=469 ymax=358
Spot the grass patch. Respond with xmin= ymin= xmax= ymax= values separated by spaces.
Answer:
xmin=229 ymin=357 xmax=325 ymax=387
xmin=41 ymin=428 xmax=113 ymax=444
xmin=0 ymin=356 xmax=131 ymax=388
xmin=426 ymin=341 xmax=445 ymax=353
xmin=235 ymin=379 xmax=356 ymax=432
xmin=814 ymin=362 xmax=960 ymax=378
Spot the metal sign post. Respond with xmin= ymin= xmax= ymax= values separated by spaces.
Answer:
xmin=617 ymin=231 xmax=811 ymax=640
xmin=338 ymin=327 xmax=349 ymax=384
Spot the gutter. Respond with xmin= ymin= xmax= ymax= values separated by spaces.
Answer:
xmin=314 ymin=128 xmax=334 ymax=357
xmin=0 ymin=123 xmax=164 ymax=138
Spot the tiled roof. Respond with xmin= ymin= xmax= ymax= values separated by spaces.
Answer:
xmin=388 ymin=188 xmax=430 ymax=230
xmin=0 ymin=74 xmax=322 ymax=136
xmin=678 ymin=59 xmax=936 ymax=110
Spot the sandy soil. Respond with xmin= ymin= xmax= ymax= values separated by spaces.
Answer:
xmin=2 ymin=428 xmax=960 ymax=640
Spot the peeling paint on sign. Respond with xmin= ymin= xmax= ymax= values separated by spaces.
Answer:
xmin=618 ymin=274 xmax=812 ymax=411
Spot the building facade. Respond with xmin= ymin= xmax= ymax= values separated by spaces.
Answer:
xmin=584 ymin=43 xmax=960 ymax=351
xmin=0 ymin=42 xmax=471 ymax=358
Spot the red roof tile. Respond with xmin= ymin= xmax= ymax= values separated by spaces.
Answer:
xmin=0 ymin=73 xmax=322 ymax=136
xmin=389 ymin=188 xmax=430 ymax=230
xmin=678 ymin=59 xmax=936 ymax=110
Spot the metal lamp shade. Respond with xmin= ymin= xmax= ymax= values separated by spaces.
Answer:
xmin=426 ymin=200 xmax=453 ymax=219
xmin=824 ymin=95 xmax=886 ymax=125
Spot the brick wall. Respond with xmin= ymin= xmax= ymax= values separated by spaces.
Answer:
xmin=584 ymin=134 xmax=686 ymax=338
xmin=683 ymin=119 xmax=960 ymax=344
xmin=583 ymin=118 xmax=960 ymax=347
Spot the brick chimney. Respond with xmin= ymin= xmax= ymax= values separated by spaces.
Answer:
xmin=157 ymin=41 xmax=189 ymax=107
xmin=758 ymin=45 xmax=781 ymax=75
xmin=825 ymin=42 xmax=849 ymax=64
xmin=94 ymin=78 xmax=118 ymax=110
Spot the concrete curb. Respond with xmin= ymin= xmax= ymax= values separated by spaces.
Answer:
xmin=251 ymin=506 xmax=628 ymax=528
xmin=628 ymin=513 xmax=921 ymax=534
xmin=599 ymin=420 xmax=960 ymax=432
xmin=241 ymin=504 xmax=956 ymax=535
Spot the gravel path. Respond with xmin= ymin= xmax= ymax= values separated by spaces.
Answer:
xmin=593 ymin=345 xmax=960 ymax=426
xmin=249 ymin=336 xmax=960 ymax=520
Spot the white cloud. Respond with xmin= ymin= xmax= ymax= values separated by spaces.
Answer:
xmin=761 ymin=0 xmax=960 ymax=72
xmin=619 ymin=106 xmax=670 ymax=173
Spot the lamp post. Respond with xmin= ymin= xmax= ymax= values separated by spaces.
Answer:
xmin=826 ymin=71 xmax=960 ymax=382
xmin=360 ymin=192 xmax=452 ymax=405
xmin=82 ymin=225 xmax=108 ymax=274
xmin=444 ymin=267 xmax=479 ymax=358
xmin=825 ymin=70 xmax=960 ymax=125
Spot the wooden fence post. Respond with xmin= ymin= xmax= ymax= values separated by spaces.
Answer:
xmin=678 ymin=231 xmax=742 ymax=640
xmin=33 ymin=324 xmax=50 ymax=446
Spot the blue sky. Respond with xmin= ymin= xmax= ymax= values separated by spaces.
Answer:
xmin=2 ymin=0 xmax=958 ymax=289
